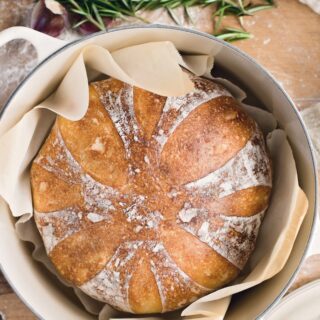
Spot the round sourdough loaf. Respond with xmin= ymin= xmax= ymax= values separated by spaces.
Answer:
xmin=31 ymin=74 xmax=272 ymax=314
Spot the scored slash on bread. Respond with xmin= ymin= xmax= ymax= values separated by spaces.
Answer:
xmin=30 ymin=74 xmax=272 ymax=314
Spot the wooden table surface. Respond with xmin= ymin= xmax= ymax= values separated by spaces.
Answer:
xmin=0 ymin=0 xmax=319 ymax=319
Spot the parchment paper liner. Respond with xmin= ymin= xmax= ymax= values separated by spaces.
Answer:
xmin=0 ymin=41 xmax=308 ymax=320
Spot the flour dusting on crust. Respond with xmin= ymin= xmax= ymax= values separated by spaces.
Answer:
xmin=154 ymin=77 xmax=231 ymax=151
xmin=35 ymin=208 xmax=82 ymax=253
xmin=149 ymin=242 xmax=210 ymax=311
xmin=124 ymin=194 xmax=164 ymax=230
xmin=80 ymin=241 xmax=144 ymax=312
xmin=185 ymin=126 xmax=272 ymax=198
xmin=178 ymin=202 xmax=206 ymax=223
xmin=178 ymin=206 xmax=265 ymax=269
xmin=34 ymin=126 xmax=82 ymax=184
xmin=81 ymin=240 xmax=209 ymax=312
xmin=93 ymin=81 xmax=140 ymax=157
xmin=82 ymin=174 xmax=118 ymax=211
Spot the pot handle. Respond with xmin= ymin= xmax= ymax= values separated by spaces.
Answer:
xmin=0 ymin=26 xmax=67 ymax=62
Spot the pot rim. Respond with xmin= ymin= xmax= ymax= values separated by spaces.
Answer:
xmin=0 ymin=24 xmax=318 ymax=320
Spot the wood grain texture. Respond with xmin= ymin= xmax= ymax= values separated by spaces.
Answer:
xmin=0 ymin=0 xmax=319 ymax=318
xmin=0 ymin=272 xmax=36 ymax=319
xmin=0 ymin=274 xmax=11 ymax=296
xmin=233 ymin=0 xmax=320 ymax=110
xmin=0 ymin=292 xmax=36 ymax=320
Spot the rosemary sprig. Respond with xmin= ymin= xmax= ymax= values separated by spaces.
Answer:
xmin=55 ymin=0 xmax=276 ymax=42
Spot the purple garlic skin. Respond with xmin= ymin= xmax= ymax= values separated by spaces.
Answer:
xmin=30 ymin=0 xmax=67 ymax=37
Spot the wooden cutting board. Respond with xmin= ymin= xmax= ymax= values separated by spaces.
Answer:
xmin=136 ymin=0 xmax=320 ymax=109
xmin=234 ymin=0 xmax=320 ymax=109
xmin=0 ymin=0 xmax=319 ymax=319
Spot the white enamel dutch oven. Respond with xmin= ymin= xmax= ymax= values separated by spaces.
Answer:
xmin=0 ymin=25 xmax=318 ymax=320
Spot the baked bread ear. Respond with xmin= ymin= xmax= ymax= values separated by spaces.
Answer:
xmin=31 ymin=74 xmax=272 ymax=314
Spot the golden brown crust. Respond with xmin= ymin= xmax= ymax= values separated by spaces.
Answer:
xmin=160 ymin=221 xmax=239 ymax=289
xmin=128 ymin=256 xmax=162 ymax=313
xmin=133 ymin=87 xmax=166 ymax=141
xmin=50 ymin=219 xmax=129 ymax=285
xmin=31 ymin=163 xmax=82 ymax=212
xmin=160 ymin=96 xmax=254 ymax=185
xmin=58 ymin=85 xmax=128 ymax=187
xmin=31 ymin=75 xmax=272 ymax=314
xmin=205 ymin=186 xmax=271 ymax=217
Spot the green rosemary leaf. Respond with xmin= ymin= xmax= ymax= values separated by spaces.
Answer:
xmin=70 ymin=9 xmax=88 ymax=16
xmin=224 ymin=0 xmax=240 ymax=8
xmin=237 ymin=0 xmax=244 ymax=11
xmin=121 ymin=0 xmax=132 ymax=11
xmin=135 ymin=0 xmax=147 ymax=11
xmin=214 ymin=4 xmax=232 ymax=33
xmin=72 ymin=19 xmax=88 ymax=28
xmin=92 ymin=3 xmax=106 ymax=30
xmin=167 ymin=7 xmax=182 ymax=25
xmin=184 ymin=5 xmax=195 ymax=24
xmin=84 ymin=1 xmax=90 ymax=13
xmin=246 ymin=4 xmax=274 ymax=14
xmin=216 ymin=27 xmax=253 ymax=41
xmin=238 ymin=15 xmax=245 ymax=29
